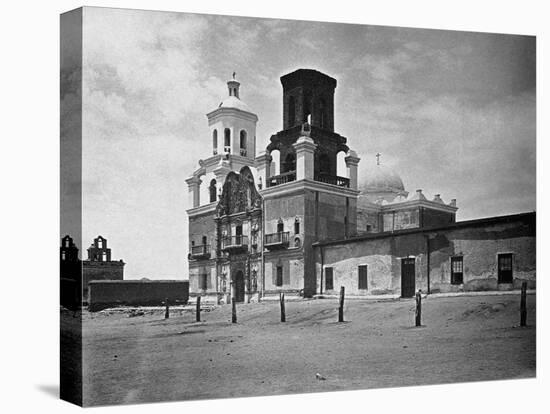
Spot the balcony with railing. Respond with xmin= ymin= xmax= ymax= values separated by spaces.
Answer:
xmin=190 ymin=244 xmax=211 ymax=260
xmin=264 ymin=231 xmax=290 ymax=250
xmin=221 ymin=235 xmax=249 ymax=253
xmin=267 ymin=170 xmax=296 ymax=187
xmin=314 ymin=173 xmax=350 ymax=188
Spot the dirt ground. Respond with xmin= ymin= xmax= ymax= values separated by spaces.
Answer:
xmin=77 ymin=294 xmax=536 ymax=406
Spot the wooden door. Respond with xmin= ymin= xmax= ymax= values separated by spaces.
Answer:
xmin=401 ymin=258 xmax=416 ymax=298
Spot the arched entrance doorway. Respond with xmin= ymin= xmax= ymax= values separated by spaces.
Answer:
xmin=232 ymin=270 xmax=245 ymax=303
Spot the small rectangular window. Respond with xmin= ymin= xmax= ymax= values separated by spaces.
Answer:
xmin=358 ymin=265 xmax=368 ymax=290
xmin=294 ymin=221 xmax=300 ymax=234
xmin=451 ymin=256 xmax=463 ymax=285
xmin=200 ymin=274 xmax=208 ymax=290
xmin=276 ymin=266 xmax=283 ymax=287
xmin=498 ymin=253 xmax=513 ymax=283
xmin=325 ymin=267 xmax=334 ymax=291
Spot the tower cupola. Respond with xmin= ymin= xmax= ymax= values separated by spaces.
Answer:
xmin=227 ymin=75 xmax=240 ymax=98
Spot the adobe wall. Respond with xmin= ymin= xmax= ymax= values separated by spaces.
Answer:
xmin=263 ymin=251 xmax=304 ymax=295
xmin=316 ymin=213 xmax=535 ymax=296
xmin=429 ymin=221 xmax=535 ymax=292
xmin=82 ymin=261 xmax=124 ymax=300
xmin=357 ymin=208 xmax=380 ymax=234
xmin=88 ymin=280 xmax=189 ymax=311
xmin=264 ymin=191 xmax=306 ymax=295
xmin=382 ymin=208 xmax=420 ymax=232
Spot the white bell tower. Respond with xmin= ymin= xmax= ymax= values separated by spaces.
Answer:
xmin=186 ymin=75 xmax=259 ymax=208
xmin=206 ymin=75 xmax=258 ymax=164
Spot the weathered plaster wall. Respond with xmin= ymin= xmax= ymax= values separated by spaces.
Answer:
xmin=429 ymin=223 xmax=536 ymax=293
xmin=188 ymin=260 xmax=216 ymax=292
xmin=264 ymin=251 xmax=304 ymax=294
xmin=316 ymin=192 xmax=354 ymax=240
xmin=357 ymin=208 xmax=380 ymax=234
xmin=382 ymin=208 xmax=420 ymax=232
xmin=264 ymin=193 xmax=304 ymax=245
xmin=318 ymin=237 xmax=395 ymax=295
xmin=188 ymin=210 xmax=217 ymax=254
xmin=316 ymin=213 xmax=535 ymax=296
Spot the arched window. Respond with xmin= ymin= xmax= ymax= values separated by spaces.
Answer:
xmin=212 ymin=130 xmax=218 ymax=155
xmin=282 ymin=152 xmax=296 ymax=173
xmin=277 ymin=219 xmax=284 ymax=233
xmin=288 ymin=96 xmax=296 ymax=126
xmin=337 ymin=150 xmax=347 ymax=177
xmin=224 ymin=128 xmax=231 ymax=153
xmin=319 ymin=153 xmax=331 ymax=175
xmin=202 ymin=235 xmax=207 ymax=245
xmin=270 ymin=149 xmax=281 ymax=176
xmin=239 ymin=130 xmax=247 ymax=156
xmin=209 ymin=179 xmax=217 ymax=203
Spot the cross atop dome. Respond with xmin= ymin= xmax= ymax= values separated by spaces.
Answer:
xmin=376 ymin=152 xmax=381 ymax=165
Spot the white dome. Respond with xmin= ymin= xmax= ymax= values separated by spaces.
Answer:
xmin=219 ymin=96 xmax=254 ymax=113
xmin=360 ymin=163 xmax=405 ymax=194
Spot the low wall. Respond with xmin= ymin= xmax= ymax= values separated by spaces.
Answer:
xmin=315 ymin=212 xmax=536 ymax=296
xmin=88 ymin=280 xmax=189 ymax=311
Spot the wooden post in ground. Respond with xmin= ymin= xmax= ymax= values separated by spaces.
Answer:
xmin=520 ymin=281 xmax=527 ymax=327
xmin=415 ymin=291 xmax=422 ymax=327
xmin=231 ymin=282 xmax=237 ymax=323
xmin=196 ymin=295 xmax=201 ymax=322
xmin=232 ymin=299 xmax=237 ymax=323
xmin=280 ymin=292 xmax=286 ymax=322
xmin=338 ymin=286 xmax=345 ymax=322
xmin=164 ymin=298 xmax=169 ymax=319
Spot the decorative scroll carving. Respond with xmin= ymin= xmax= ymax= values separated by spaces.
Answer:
xmin=216 ymin=166 xmax=262 ymax=217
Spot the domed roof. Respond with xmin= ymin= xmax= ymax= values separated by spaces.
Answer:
xmin=219 ymin=96 xmax=253 ymax=113
xmin=359 ymin=159 xmax=406 ymax=197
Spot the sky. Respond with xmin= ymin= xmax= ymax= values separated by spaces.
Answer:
xmin=61 ymin=6 xmax=536 ymax=279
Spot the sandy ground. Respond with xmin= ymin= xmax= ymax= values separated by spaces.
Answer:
xmin=76 ymin=294 xmax=536 ymax=406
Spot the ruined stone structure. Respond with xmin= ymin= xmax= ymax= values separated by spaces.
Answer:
xmin=60 ymin=235 xmax=126 ymax=306
xmin=60 ymin=235 xmax=82 ymax=309
xmin=186 ymin=69 xmax=536 ymax=303
xmin=82 ymin=236 xmax=125 ymax=300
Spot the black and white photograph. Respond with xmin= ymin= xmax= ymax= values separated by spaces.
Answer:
xmin=2 ymin=1 xmax=548 ymax=413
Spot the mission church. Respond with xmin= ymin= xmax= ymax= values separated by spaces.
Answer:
xmin=186 ymin=69 xmax=535 ymax=304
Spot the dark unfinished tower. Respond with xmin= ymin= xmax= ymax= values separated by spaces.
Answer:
xmin=282 ymin=69 xmax=336 ymax=131
xmin=257 ymin=69 xmax=360 ymax=298
xmin=267 ymin=69 xmax=349 ymax=181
